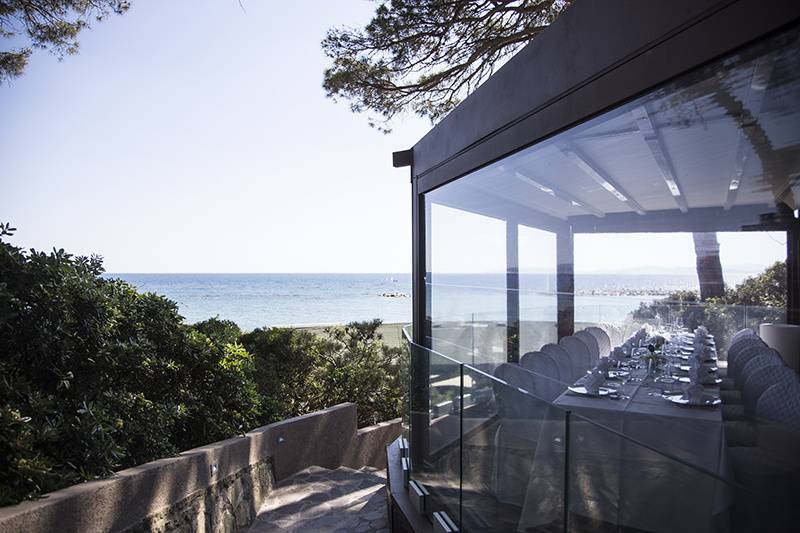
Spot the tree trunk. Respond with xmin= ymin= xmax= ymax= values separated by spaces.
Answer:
xmin=693 ymin=232 xmax=725 ymax=300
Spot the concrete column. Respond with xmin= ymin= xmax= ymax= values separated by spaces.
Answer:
xmin=507 ymin=221 xmax=520 ymax=363
xmin=557 ymin=228 xmax=575 ymax=340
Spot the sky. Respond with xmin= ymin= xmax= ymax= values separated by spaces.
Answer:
xmin=1 ymin=1 xmax=788 ymax=277
xmin=1 ymin=0 xmax=429 ymax=273
xmin=430 ymin=204 xmax=787 ymax=280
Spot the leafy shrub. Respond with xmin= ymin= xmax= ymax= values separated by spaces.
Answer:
xmin=0 ymin=224 xmax=408 ymax=505
xmin=239 ymin=327 xmax=321 ymax=423
xmin=633 ymin=261 xmax=786 ymax=356
xmin=0 ymin=226 xmax=262 ymax=504
xmin=311 ymin=320 xmax=409 ymax=427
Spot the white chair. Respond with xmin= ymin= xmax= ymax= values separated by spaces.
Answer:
xmin=559 ymin=336 xmax=592 ymax=381
xmin=725 ymin=364 xmax=798 ymax=445
xmin=586 ymin=326 xmax=612 ymax=358
xmin=540 ymin=343 xmax=573 ymax=386
xmin=727 ymin=379 xmax=800 ymax=533
xmin=731 ymin=328 xmax=757 ymax=345
xmin=723 ymin=337 xmax=769 ymax=389
xmin=722 ymin=350 xmax=783 ymax=421
xmin=520 ymin=351 xmax=563 ymax=401
xmin=729 ymin=342 xmax=772 ymax=384
xmin=491 ymin=363 xmax=548 ymax=507
xmin=575 ymin=330 xmax=601 ymax=364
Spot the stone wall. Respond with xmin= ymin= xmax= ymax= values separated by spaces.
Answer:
xmin=0 ymin=403 xmax=402 ymax=533
xmin=123 ymin=459 xmax=274 ymax=533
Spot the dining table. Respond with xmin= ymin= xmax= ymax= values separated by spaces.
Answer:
xmin=516 ymin=332 xmax=736 ymax=533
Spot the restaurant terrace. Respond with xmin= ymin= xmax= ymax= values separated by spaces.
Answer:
xmin=386 ymin=1 xmax=800 ymax=532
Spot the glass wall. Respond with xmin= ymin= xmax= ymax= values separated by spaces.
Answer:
xmin=414 ymin=24 xmax=800 ymax=533
xmin=425 ymin=26 xmax=800 ymax=364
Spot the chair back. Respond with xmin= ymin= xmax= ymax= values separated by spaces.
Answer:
xmin=575 ymin=330 xmax=601 ymax=364
xmin=729 ymin=339 xmax=769 ymax=383
xmin=586 ymin=326 xmax=612 ymax=357
xmin=540 ymin=343 xmax=573 ymax=385
xmin=559 ymin=336 xmax=592 ymax=381
xmin=728 ymin=336 xmax=765 ymax=367
xmin=742 ymin=363 xmax=797 ymax=419
xmin=756 ymin=379 xmax=800 ymax=432
xmin=731 ymin=328 xmax=756 ymax=345
xmin=520 ymin=351 xmax=564 ymax=401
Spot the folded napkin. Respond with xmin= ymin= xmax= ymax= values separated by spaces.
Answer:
xmin=596 ymin=357 xmax=612 ymax=377
xmin=611 ymin=346 xmax=627 ymax=362
xmin=689 ymin=363 xmax=715 ymax=385
xmin=583 ymin=370 xmax=606 ymax=394
xmin=683 ymin=382 xmax=705 ymax=403
xmin=693 ymin=342 xmax=708 ymax=361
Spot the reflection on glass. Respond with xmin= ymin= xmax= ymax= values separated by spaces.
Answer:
xmin=424 ymin=27 xmax=798 ymax=363
xmin=412 ymin=25 xmax=800 ymax=533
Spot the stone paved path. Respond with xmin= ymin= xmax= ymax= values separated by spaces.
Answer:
xmin=247 ymin=465 xmax=389 ymax=533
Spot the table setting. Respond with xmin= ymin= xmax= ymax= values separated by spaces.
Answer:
xmin=518 ymin=325 xmax=735 ymax=533
xmin=565 ymin=325 xmax=723 ymax=409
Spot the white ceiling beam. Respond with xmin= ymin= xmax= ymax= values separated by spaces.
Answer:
xmin=513 ymin=170 xmax=605 ymax=218
xmin=724 ymin=55 xmax=775 ymax=210
xmin=559 ymin=145 xmax=647 ymax=215
xmin=632 ymin=105 xmax=689 ymax=213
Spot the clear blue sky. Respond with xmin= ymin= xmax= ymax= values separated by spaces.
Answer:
xmin=0 ymin=1 xmax=786 ymax=276
xmin=1 ymin=0 xmax=429 ymax=273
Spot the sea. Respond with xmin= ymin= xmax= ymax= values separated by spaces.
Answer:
xmin=105 ymin=273 xmax=719 ymax=331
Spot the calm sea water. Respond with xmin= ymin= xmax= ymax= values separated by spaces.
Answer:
xmin=106 ymin=273 xmax=706 ymax=331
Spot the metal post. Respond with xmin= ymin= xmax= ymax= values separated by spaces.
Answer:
xmin=557 ymin=227 xmax=575 ymax=340
xmin=507 ymin=221 xmax=520 ymax=362
xmin=410 ymin=175 xmax=430 ymax=467
xmin=563 ymin=410 xmax=571 ymax=532
xmin=788 ymin=228 xmax=799 ymax=325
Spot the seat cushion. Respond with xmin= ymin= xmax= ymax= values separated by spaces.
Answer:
xmin=724 ymin=420 xmax=757 ymax=446
xmin=722 ymin=404 xmax=746 ymax=421
xmin=720 ymin=390 xmax=742 ymax=404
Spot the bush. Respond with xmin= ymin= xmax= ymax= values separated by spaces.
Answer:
xmin=633 ymin=261 xmax=787 ymax=356
xmin=0 ymin=224 xmax=408 ymax=504
xmin=239 ymin=326 xmax=321 ymax=423
xmin=0 ymin=226 xmax=262 ymax=504
xmin=311 ymin=320 xmax=409 ymax=427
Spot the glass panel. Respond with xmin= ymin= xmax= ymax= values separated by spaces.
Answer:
xmin=427 ymin=203 xmax=508 ymax=365
xmin=409 ymin=346 xmax=462 ymax=525
xmin=414 ymin=26 xmax=800 ymax=532
xmin=424 ymin=28 xmax=799 ymax=354
xmin=519 ymin=225 xmax=559 ymax=354
xmin=565 ymin=412 xmax=800 ymax=532
xmin=461 ymin=363 xmax=566 ymax=532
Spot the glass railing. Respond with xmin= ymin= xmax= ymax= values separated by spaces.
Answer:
xmin=425 ymin=283 xmax=788 ymax=364
xmin=402 ymin=326 xmax=799 ymax=532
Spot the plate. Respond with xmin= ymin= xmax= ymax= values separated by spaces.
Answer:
xmin=675 ymin=354 xmax=717 ymax=363
xmin=568 ymin=385 xmax=613 ymax=397
xmin=678 ymin=364 xmax=718 ymax=372
xmin=662 ymin=393 xmax=721 ymax=407
xmin=677 ymin=376 xmax=722 ymax=385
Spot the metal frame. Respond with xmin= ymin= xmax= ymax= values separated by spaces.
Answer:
xmin=397 ymin=0 xmax=800 ymax=497
xmin=401 ymin=0 xmax=800 ymax=349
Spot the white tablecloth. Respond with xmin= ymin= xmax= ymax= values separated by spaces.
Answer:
xmin=517 ymin=368 xmax=735 ymax=532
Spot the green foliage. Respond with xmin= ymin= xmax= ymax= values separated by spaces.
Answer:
xmin=0 ymin=225 xmax=407 ymax=505
xmin=0 ymin=227 xmax=260 ymax=504
xmin=322 ymin=0 xmax=571 ymax=131
xmin=239 ymin=327 xmax=321 ymax=423
xmin=311 ymin=320 xmax=409 ymax=427
xmin=633 ymin=261 xmax=787 ymax=356
xmin=732 ymin=261 xmax=787 ymax=308
xmin=1 ymin=1 xmax=131 ymax=82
